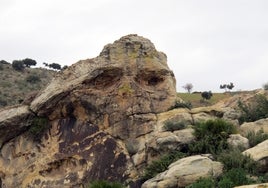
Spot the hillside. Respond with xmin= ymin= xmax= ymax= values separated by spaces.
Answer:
xmin=1 ymin=35 xmax=268 ymax=188
xmin=0 ymin=62 xmax=55 ymax=107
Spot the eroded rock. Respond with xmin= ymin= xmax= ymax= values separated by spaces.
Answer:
xmin=0 ymin=34 xmax=177 ymax=187
xmin=141 ymin=155 xmax=223 ymax=188
xmin=0 ymin=105 xmax=33 ymax=148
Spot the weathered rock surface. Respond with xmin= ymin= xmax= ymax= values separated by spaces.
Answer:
xmin=240 ymin=118 xmax=268 ymax=136
xmin=243 ymin=140 xmax=268 ymax=172
xmin=0 ymin=105 xmax=33 ymax=148
xmin=0 ymin=34 xmax=177 ymax=187
xmin=227 ymin=134 xmax=249 ymax=149
xmin=141 ymin=155 xmax=223 ymax=188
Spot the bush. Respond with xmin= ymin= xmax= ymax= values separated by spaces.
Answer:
xmin=26 ymin=74 xmax=41 ymax=84
xmin=86 ymin=180 xmax=125 ymax=188
xmin=188 ymin=119 xmax=237 ymax=154
xmin=263 ymin=83 xmax=268 ymax=90
xmin=217 ymin=177 xmax=234 ymax=188
xmin=12 ymin=60 xmax=25 ymax=71
xmin=48 ymin=63 xmax=61 ymax=70
xmin=238 ymin=94 xmax=268 ymax=123
xmin=169 ymin=100 xmax=192 ymax=110
xmin=186 ymin=177 xmax=215 ymax=188
xmin=0 ymin=98 xmax=7 ymax=107
xmin=143 ymin=151 xmax=186 ymax=180
xmin=218 ymin=168 xmax=255 ymax=187
xmin=0 ymin=60 xmax=9 ymax=64
xmin=201 ymin=91 xmax=213 ymax=100
xmin=29 ymin=117 xmax=49 ymax=140
xmin=217 ymin=149 xmax=258 ymax=174
xmin=22 ymin=58 xmax=37 ymax=67
xmin=163 ymin=121 xmax=186 ymax=132
xmin=246 ymin=129 xmax=268 ymax=147
xmin=0 ymin=64 xmax=3 ymax=70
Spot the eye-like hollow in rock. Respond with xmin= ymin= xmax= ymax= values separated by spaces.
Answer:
xmin=147 ymin=76 xmax=164 ymax=86
xmin=83 ymin=68 xmax=123 ymax=89
xmin=135 ymin=72 xmax=165 ymax=87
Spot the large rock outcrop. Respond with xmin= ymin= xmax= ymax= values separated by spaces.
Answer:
xmin=0 ymin=34 xmax=177 ymax=187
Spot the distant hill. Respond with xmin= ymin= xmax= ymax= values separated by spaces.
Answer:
xmin=0 ymin=62 xmax=55 ymax=107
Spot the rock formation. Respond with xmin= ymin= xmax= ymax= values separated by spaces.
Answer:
xmin=0 ymin=34 xmax=177 ymax=187
xmin=1 ymin=34 xmax=268 ymax=188
xmin=142 ymin=155 xmax=223 ymax=188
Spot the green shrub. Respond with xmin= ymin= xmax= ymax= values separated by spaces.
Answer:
xmin=246 ymin=129 xmax=268 ymax=147
xmin=217 ymin=177 xmax=234 ymax=188
xmin=263 ymin=83 xmax=268 ymax=90
xmin=186 ymin=177 xmax=215 ymax=188
xmin=257 ymin=172 xmax=268 ymax=183
xmin=29 ymin=117 xmax=49 ymax=140
xmin=218 ymin=168 xmax=255 ymax=187
xmin=201 ymin=91 xmax=213 ymax=100
xmin=26 ymin=74 xmax=41 ymax=83
xmin=238 ymin=94 xmax=268 ymax=123
xmin=86 ymin=180 xmax=125 ymax=188
xmin=143 ymin=151 xmax=186 ymax=180
xmin=163 ymin=121 xmax=186 ymax=132
xmin=169 ymin=100 xmax=192 ymax=110
xmin=0 ymin=98 xmax=7 ymax=107
xmin=188 ymin=119 xmax=236 ymax=154
xmin=217 ymin=149 xmax=258 ymax=174
xmin=12 ymin=60 xmax=25 ymax=71
xmin=0 ymin=64 xmax=3 ymax=70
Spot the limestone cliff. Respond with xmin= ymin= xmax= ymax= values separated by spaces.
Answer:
xmin=0 ymin=34 xmax=177 ymax=187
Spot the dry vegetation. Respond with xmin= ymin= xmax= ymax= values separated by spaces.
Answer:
xmin=177 ymin=92 xmax=233 ymax=108
xmin=0 ymin=63 xmax=55 ymax=107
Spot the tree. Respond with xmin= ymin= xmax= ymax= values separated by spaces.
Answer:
xmin=182 ymin=83 xmax=193 ymax=93
xmin=43 ymin=62 xmax=49 ymax=67
xmin=220 ymin=84 xmax=227 ymax=92
xmin=220 ymin=82 xmax=234 ymax=92
xmin=226 ymin=82 xmax=234 ymax=91
xmin=48 ymin=63 xmax=61 ymax=70
xmin=201 ymin=91 xmax=213 ymax=100
xmin=263 ymin=82 xmax=268 ymax=90
xmin=0 ymin=60 xmax=9 ymax=64
xmin=12 ymin=60 xmax=25 ymax=71
xmin=22 ymin=58 xmax=37 ymax=67
xmin=61 ymin=65 xmax=68 ymax=70
xmin=43 ymin=62 xmax=62 ymax=70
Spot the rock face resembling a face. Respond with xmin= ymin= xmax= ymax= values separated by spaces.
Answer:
xmin=0 ymin=35 xmax=177 ymax=187
xmin=31 ymin=34 xmax=176 ymax=139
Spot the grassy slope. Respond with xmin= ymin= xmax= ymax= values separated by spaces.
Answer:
xmin=0 ymin=63 xmax=55 ymax=107
xmin=177 ymin=92 xmax=232 ymax=108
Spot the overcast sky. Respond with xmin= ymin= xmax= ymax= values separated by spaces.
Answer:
xmin=1 ymin=0 xmax=268 ymax=92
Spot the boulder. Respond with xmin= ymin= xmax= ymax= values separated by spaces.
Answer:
xmin=141 ymin=155 xmax=223 ymax=188
xmin=243 ymin=140 xmax=268 ymax=172
xmin=0 ymin=105 xmax=33 ymax=148
xmin=227 ymin=134 xmax=250 ymax=149
xmin=190 ymin=106 xmax=224 ymax=123
xmin=240 ymin=118 xmax=268 ymax=136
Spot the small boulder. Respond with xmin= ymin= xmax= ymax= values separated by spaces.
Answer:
xmin=227 ymin=134 xmax=250 ymax=149
xmin=141 ymin=155 xmax=223 ymax=188
xmin=243 ymin=140 xmax=268 ymax=172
